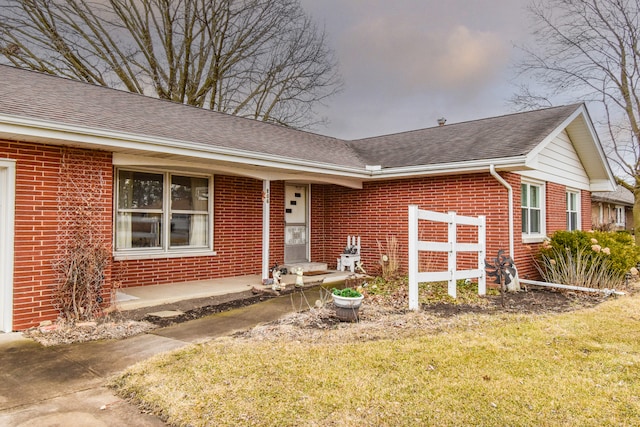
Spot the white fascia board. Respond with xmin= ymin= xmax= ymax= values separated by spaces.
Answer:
xmin=113 ymin=153 xmax=364 ymax=189
xmin=0 ymin=115 xmax=367 ymax=179
xmin=590 ymin=179 xmax=617 ymax=192
xmin=366 ymin=156 xmax=528 ymax=180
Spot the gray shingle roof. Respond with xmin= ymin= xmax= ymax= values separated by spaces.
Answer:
xmin=592 ymin=186 xmax=634 ymax=205
xmin=0 ymin=65 xmax=364 ymax=168
xmin=346 ymin=104 xmax=582 ymax=168
xmin=0 ymin=65 xmax=584 ymax=171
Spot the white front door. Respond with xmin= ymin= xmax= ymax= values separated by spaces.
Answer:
xmin=0 ymin=160 xmax=16 ymax=332
xmin=284 ymin=184 xmax=308 ymax=263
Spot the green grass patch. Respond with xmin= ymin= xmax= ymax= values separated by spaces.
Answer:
xmin=112 ymin=293 xmax=640 ymax=426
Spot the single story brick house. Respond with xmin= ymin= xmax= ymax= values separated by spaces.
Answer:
xmin=0 ymin=65 xmax=615 ymax=331
xmin=591 ymin=186 xmax=634 ymax=232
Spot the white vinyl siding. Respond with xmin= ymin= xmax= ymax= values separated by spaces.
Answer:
xmin=519 ymin=130 xmax=590 ymax=190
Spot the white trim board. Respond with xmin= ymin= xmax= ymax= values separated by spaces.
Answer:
xmin=0 ymin=159 xmax=16 ymax=332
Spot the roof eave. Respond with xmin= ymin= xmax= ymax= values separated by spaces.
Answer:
xmin=0 ymin=114 xmax=369 ymax=178
xmin=365 ymin=157 xmax=528 ymax=180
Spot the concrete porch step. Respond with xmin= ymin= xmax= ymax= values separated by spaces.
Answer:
xmin=282 ymin=262 xmax=328 ymax=273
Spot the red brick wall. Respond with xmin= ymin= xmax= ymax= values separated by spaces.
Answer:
xmin=312 ymin=173 xmax=591 ymax=282
xmin=311 ymin=173 xmax=515 ymax=276
xmin=581 ymin=190 xmax=592 ymax=230
xmin=0 ymin=141 xmax=113 ymax=330
xmin=546 ymin=182 xmax=566 ymax=234
xmin=112 ymin=176 xmax=286 ymax=287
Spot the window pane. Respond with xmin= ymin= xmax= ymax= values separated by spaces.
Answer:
xmin=521 ymin=184 xmax=527 ymax=206
xmin=170 ymin=213 xmax=208 ymax=247
xmin=530 ymin=209 xmax=540 ymax=233
xmin=116 ymin=212 xmax=162 ymax=249
xmin=570 ymin=212 xmax=578 ymax=230
xmin=118 ymin=171 xmax=163 ymax=210
xmin=172 ymin=175 xmax=209 ymax=211
xmin=522 ymin=208 xmax=528 ymax=233
xmin=530 ymin=185 xmax=540 ymax=208
xmin=570 ymin=193 xmax=577 ymax=210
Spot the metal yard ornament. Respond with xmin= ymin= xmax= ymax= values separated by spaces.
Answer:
xmin=485 ymin=250 xmax=516 ymax=307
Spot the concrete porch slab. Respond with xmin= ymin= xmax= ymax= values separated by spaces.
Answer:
xmin=115 ymin=271 xmax=355 ymax=313
xmin=282 ymin=262 xmax=328 ymax=273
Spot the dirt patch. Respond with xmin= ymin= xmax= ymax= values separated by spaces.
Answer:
xmin=23 ymin=283 xmax=630 ymax=347
xmin=140 ymin=294 xmax=270 ymax=328
xmin=23 ymin=316 xmax=157 ymax=347
xmin=425 ymin=286 xmax=609 ymax=317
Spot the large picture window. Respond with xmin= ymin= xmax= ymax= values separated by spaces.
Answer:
xmin=566 ymin=191 xmax=580 ymax=231
xmin=116 ymin=169 xmax=212 ymax=253
xmin=521 ymin=181 xmax=544 ymax=238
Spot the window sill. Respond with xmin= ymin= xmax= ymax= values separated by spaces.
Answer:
xmin=113 ymin=250 xmax=217 ymax=261
xmin=522 ymin=235 xmax=547 ymax=244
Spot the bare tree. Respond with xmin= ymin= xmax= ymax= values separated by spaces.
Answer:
xmin=512 ymin=0 xmax=640 ymax=242
xmin=0 ymin=0 xmax=341 ymax=129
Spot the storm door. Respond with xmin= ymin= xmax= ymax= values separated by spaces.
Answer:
xmin=0 ymin=160 xmax=16 ymax=332
xmin=284 ymin=184 xmax=308 ymax=263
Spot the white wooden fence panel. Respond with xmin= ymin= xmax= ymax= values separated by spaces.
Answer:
xmin=408 ymin=205 xmax=486 ymax=310
xmin=457 ymin=243 xmax=483 ymax=252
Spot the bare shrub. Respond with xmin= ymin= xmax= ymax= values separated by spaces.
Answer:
xmin=377 ymin=235 xmax=400 ymax=280
xmin=53 ymin=149 xmax=111 ymax=321
xmin=537 ymin=246 xmax=621 ymax=290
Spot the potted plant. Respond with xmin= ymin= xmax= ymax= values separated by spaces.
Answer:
xmin=331 ymin=287 xmax=364 ymax=321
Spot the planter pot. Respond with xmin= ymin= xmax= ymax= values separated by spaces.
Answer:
xmin=332 ymin=294 xmax=364 ymax=322
xmin=331 ymin=294 xmax=364 ymax=309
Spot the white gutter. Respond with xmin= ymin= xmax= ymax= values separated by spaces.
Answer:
xmin=489 ymin=164 xmax=514 ymax=259
xmin=366 ymin=156 xmax=527 ymax=179
xmin=0 ymin=116 xmax=367 ymax=177
xmin=1 ymin=114 xmax=530 ymax=182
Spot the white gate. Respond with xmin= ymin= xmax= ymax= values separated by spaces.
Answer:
xmin=408 ymin=206 xmax=486 ymax=310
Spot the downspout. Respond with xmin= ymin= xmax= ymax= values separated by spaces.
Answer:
xmin=490 ymin=165 xmax=520 ymax=291
xmin=489 ymin=164 xmax=514 ymax=259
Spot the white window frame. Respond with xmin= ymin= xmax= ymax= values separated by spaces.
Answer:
xmin=114 ymin=168 xmax=215 ymax=260
xmin=521 ymin=179 xmax=546 ymax=243
xmin=615 ymin=205 xmax=625 ymax=227
xmin=566 ymin=189 xmax=580 ymax=231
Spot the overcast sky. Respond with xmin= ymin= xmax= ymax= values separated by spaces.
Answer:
xmin=299 ymin=0 xmax=532 ymax=140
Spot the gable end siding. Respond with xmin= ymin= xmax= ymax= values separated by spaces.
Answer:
xmin=521 ymin=130 xmax=590 ymax=190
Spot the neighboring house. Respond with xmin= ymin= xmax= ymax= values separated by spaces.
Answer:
xmin=591 ymin=186 xmax=634 ymax=232
xmin=0 ymin=65 xmax=615 ymax=331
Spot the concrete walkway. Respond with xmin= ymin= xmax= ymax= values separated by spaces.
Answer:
xmin=0 ymin=284 xmax=332 ymax=426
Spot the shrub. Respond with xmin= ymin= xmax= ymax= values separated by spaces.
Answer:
xmin=538 ymin=230 xmax=640 ymax=289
